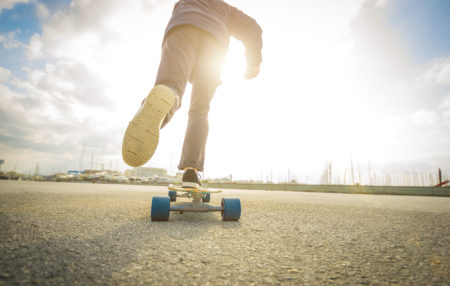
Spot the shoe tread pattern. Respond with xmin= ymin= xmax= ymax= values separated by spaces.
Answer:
xmin=122 ymin=85 xmax=175 ymax=167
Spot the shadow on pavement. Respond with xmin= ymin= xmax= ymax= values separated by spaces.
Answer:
xmin=0 ymin=205 xmax=241 ymax=284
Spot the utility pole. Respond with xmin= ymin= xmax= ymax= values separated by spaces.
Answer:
xmin=101 ymin=144 xmax=105 ymax=170
xmin=329 ymin=161 xmax=332 ymax=185
xmin=350 ymin=156 xmax=355 ymax=185
xmin=358 ymin=164 xmax=361 ymax=185
xmin=79 ymin=142 xmax=86 ymax=171
xmin=34 ymin=163 xmax=40 ymax=176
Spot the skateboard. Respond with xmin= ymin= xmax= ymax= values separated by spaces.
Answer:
xmin=150 ymin=184 xmax=241 ymax=222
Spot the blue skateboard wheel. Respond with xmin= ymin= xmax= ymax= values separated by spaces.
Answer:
xmin=221 ymin=198 xmax=241 ymax=221
xmin=151 ymin=196 xmax=170 ymax=221
xmin=168 ymin=190 xmax=177 ymax=202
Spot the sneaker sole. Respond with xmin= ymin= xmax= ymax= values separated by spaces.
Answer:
xmin=122 ymin=85 xmax=175 ymax=167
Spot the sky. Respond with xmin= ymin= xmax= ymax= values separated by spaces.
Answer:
xmin=0 ymin=0 xmax=449 ymax=185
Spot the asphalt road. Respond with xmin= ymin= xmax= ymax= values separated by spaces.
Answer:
xmin=0 ymin=180 xmax=449 ymax=285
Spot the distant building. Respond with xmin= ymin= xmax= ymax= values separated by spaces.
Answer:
xmin=84 ymin=170 xmax=103 ymax=175
xmin=124 ymin=169 xmax=134 ymax=178
xmin=68 ymin=170 xmax=85 ymax=176
xmin=174 ymin=172 xmax=183 ymax=181
xmin=125 ymin=167 xmax=167 ymax=178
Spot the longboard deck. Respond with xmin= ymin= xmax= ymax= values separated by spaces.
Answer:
xmin=168 ymin=184 xmax=222 ymax=194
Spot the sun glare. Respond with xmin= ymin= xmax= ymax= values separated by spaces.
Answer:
xmin=221 ymin=39 xmax=247 ymax=84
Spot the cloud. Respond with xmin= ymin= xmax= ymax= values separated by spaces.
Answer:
xmin=0 ymin=31 xmax=25 ymax=49
xmin=21 ymin=60 xmax=112 ymax=106
xmin=0 ymin=0 xmax=173 ymax=173
xmin=0 ymin=66 xmax=11 ymax=82
xmin=421 ymin=57 xmax=450 ymax=86
xmin=438 ymin=95 xmax=450 ymax=130
xmin=29 ymin=0 xmax=167 ymax=61
xmin=33 ymin=2 xmax=118 ymax=60
xmin=351 ymin=0 xmax=414 ymax=80
xmin=341 ymin=0 xmax=450 ymax=170
xmin=35 ymin=2 xmax=48 ymax=18
xmin=0 ymin=0 xmax=31 ymax=13
xmin=26 ymin=33 xmax=42 ymax=58
xmin=1 ymin=0 xmax=448 ymax=178
xmin=0 ymin=79 xmax=123 ymax=172
xmin=349 ymin=0 xmax=449 ymax=108
xmin=374 ymin=0 xmax=390 ymax=8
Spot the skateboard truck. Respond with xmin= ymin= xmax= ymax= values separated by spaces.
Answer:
xmin=150 ymin=185 xmax=241 ymax=221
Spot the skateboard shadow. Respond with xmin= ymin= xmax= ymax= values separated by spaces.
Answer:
xmin=147 ymin=204 xmax=242 ymax=240
xmin=1 ymin=211 xmax=241 ymax=285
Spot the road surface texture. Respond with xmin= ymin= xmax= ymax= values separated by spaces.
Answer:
xmin=0 ymin=180 xmax=449 ymax=285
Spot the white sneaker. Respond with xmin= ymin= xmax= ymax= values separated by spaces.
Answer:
xmin=122 ymin=85 xmax=176 ymax=167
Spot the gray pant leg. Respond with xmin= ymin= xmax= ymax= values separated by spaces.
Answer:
xmin=178 ymin=34 xmax=225 ymax=171
xmin=154 ymin=26 xmax=198 ymax=128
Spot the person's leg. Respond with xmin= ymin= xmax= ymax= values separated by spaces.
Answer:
xmin=178 ymin=33 xmax=226 ymax=172
xmin=122 ymin=26 xmax=199 ymax=167
xmin=155 ymin=25 xmax=200 ymax=128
